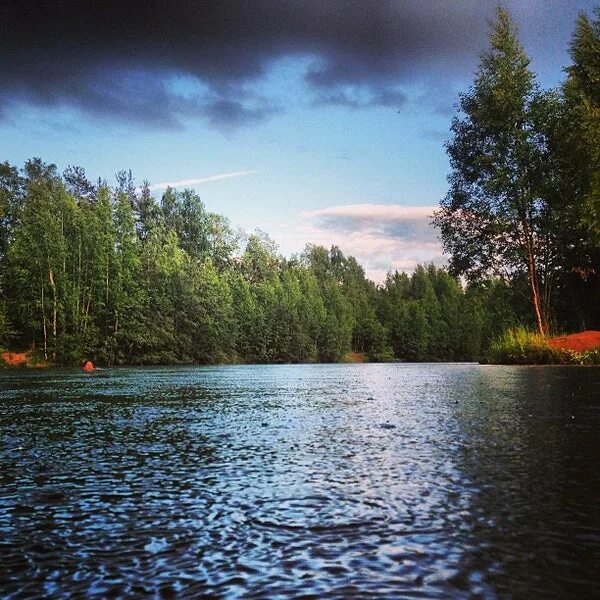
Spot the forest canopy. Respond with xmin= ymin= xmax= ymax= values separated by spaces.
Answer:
xmin=0 ymin=154 xmax=596 ymax=366
xmin=0 ymin=158 xmax=505 ymax=365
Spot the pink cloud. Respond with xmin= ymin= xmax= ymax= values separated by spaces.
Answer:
xmin=302 ymin=204 xmax=434 ymax=220
xmin=271 ymin=203 xmax=445 ymax=283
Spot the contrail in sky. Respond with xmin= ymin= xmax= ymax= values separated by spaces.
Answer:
xmin=148 ymin=170 xmax=257 ymax=191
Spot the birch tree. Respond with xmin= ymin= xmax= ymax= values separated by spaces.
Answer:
xmin=434 ymin=8 xmax=557 ymax=334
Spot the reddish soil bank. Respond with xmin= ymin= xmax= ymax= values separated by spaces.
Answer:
xmin=345 ymin=352 xmax=366 ymax=363
xmin=1 ymin=351 xmax=29 ymax=366
xmin=1 ymin=351 xmax=49 ymax=368
xmin=548 ymin=330 xmax=600 ymax=353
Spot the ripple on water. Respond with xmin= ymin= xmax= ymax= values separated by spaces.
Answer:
xmin=0 ymin=364 xmax=599 ymax=598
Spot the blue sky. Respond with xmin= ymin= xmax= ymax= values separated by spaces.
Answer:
xmin=1 ymin=0 xmax=596 ymax=280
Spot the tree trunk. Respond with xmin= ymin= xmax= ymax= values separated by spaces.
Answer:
xmin=49 ymin=268 xmax=58 ymax=359
xmin=526 ymin=246 xmax=548 ymax=336
xmin=521 ymin=217 xmax=549 ymax=336
xmin=83 ymin=292 xmax=92 ymax=334
xmin=76 ymin=238 xmax=82 ymax=333
xmin=106 ymin=259 xmax=110 ymax=305
xmin=41 ymin=282 xmax=48 ymax=361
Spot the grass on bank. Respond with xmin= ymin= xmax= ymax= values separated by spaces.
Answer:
xmin=487 ymin=327 xmax=600 ymax=365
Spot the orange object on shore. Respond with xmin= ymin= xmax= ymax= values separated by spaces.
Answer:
xmin=1 ymin=351 xmax=28 ymax=366
xmin=83 ymin=360 xmax=95 ymax=372
xmin=548 ymin=330 xmax=600 ymax=353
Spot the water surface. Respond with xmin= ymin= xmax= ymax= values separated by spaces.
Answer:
xmin=1 ymin=364 xmax=599 ymax=598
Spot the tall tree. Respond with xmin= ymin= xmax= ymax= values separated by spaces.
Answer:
xmin=434 ymin=8 xmax=557 ymax=334
xmin=109 ymin=181 xmax=144 ymax=364
xmin=559 ymin=6 xmax=600 ymax=331
xmin=0 ymin=162 xmax=24 ymax=345
xmin=565 ymin=7 xmax=600 ymax=233
xmin=8 ymin=161 xmax=70 ymax=358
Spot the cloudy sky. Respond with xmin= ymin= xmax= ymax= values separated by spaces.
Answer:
xmin=1 ymin=0 xmax=595 ymax=280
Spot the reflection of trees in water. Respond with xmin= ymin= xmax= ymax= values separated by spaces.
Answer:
xmin=449 ymin=367 xmax=600 ymax=598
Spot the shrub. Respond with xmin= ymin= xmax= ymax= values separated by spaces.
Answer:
xmin=577 ymin=348 xmax=600 ymax=365
xmin=487 ymin=327 xmax=573 ymax=365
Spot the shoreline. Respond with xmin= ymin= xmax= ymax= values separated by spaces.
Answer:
xmin=4 ymin=334 xmax=600 ymax=369
xmin=3 ymin=358 xmax=600 ymax=370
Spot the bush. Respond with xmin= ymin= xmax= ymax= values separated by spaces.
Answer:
xmin=486 ymin=327 xmax=573 ymax=365
xmin=577 ymin=348 xmax=600 ymax=365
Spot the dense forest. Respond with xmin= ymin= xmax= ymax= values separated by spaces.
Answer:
xmin=0 ymin=7 xmax=598 ymax=366
xmin=0 ymin=157 xmax=533 ymax=365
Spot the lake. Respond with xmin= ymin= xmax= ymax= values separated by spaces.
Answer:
xmin=1 ymin=364 xmax=599 ymax=598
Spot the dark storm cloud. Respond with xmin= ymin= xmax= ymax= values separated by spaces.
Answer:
xmin=1 ymin=0 xmax=594 ymax=129
xmin=204 ymin=98 xmax=281 ymax=130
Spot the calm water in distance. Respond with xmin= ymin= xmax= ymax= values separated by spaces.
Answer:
xmin=1 ymin=364 xmax=599 ymax=599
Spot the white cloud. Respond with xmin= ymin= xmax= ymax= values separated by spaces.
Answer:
xmin=302 ymin=204 xmax=433 ymax=220
xmin=272 ymin=203 xmax=444 ymax=283
xmin=147 ymin=170 xmax=257 ymax=191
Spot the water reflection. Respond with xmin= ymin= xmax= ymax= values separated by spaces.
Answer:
xmin=0 ymin=364 xmax=598 ymax=598
xmin=447 ymin=366 xmax=600 ymax=598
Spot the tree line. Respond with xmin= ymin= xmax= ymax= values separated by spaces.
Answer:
xmin=0 ymin=158 xmax=524 ymax=365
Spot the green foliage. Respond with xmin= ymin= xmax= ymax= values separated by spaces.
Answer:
xmin=578 ymin=348 xmax=600 ymax=365
xmin=376 ymin=265 xmax=489 ymax=361
xmin=564 ymin=8 xmax=600 ymax=234
xmin=0 ymin=300 xmax=13 ymax=346
xmin=5 ymin=5 xmax=600 ymax=371
xmin=434 ymin=8 xmax=561 ymax=335
xmin=434 ymin=5 xmax=600 ymax=338
xmin=487 ymin=327 xmax=571 ymax=365
xmin=367 ymin=343 xmax=395 ymax=363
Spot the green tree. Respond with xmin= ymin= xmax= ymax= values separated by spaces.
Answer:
xmin=207 ymin=213 xmax=238 ymax=270
xmin=434 ymin=8 xmax=558 ymax=335
xmin=0 ymin=162 xmax=24 ymax=267
xmin=301 ymin=245 xmax=354 ymax=361
xmin=8 ymin=161 xmax=70 ymax=358
xmin=177 ymin=260 xmax=235 ymax=363
xmin=135 ymin=181 xmax=162 ymax=241
xmin=546 ymin=6 xmax=600 ymax=332
xmin=108 ymin=181 xmax=145 ymax=364
xmin=295 ymin=265 xmax=327 ymax=361
xmin=565 ymin=7 xmax=600 ymax=233
xmin=227 ymin=271 xmax=260 ymax=361
xmin=241 ymin=231 xmax=280 ymax=283
xmin=93 ymin=184 xmax=117 ymax=360
xmin=0 ymin=162 xmax=24 ymax=346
